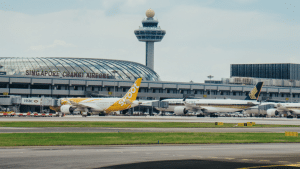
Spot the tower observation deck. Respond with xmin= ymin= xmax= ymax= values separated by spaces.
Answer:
xmin=134 ymin=9 xmax=166 ymax=70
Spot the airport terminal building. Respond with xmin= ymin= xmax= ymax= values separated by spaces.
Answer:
xmin=0 ymin=58 xmax=300 ymax=103
xmin=1 ymin=58 xmax=300 ymax=113
xmin=231 ymin=63 xmax=300 ymax=80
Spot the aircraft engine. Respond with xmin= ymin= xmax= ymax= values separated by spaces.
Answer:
xmin=266 ymin=108 xmax=278 ymax=117
xmin=60 ymin=105 xmax=75 ymax=114
xmin=174 ymin=106 xmax=188 ymax=116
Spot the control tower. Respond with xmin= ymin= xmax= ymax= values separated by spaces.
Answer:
xmin=134 ymin=9 xmax=166 ymax=70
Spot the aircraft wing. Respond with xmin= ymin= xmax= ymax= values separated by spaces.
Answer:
xmin=276 ymin=104 xmax=291 ymax=111
xmin=184 ymin=102 xmax=207 ymax=112
xmin=271 ymin=103 xmax=300 ymax=115
xmin=276 ymin=105 xmax=300 ymax=115
xmin=186 ymin=104 xmax=221 ymax=113
xmin=65 ymin=99 xmax=95 ymax=110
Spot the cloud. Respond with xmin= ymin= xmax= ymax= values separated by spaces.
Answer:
xmin=232 ymin=0 xmax=258 ymax=4
xmin=29 ymin=40 xmax=76 ymax=51
xmin=0 ymin=3 xmax=299 ymax=83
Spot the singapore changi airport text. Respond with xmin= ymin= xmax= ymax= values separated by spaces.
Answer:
xmin=25 ymin=70 xmax=110 ymax=79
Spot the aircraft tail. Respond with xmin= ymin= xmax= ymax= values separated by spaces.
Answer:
xmin=245 ymin=82 xmax=264 ymax=100
xmin=105 ymin=78 xmax=142 ymax=113
xmin=122 ymin=78 xmax=142 ymax=102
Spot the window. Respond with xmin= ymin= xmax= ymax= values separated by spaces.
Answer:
xmin=31 ymin=85 xmax=49 ymax=89
xmin=0 ymin=83 xmax=7 ymax=88
xmin=9 ymin=84 xmax=28 ymax=89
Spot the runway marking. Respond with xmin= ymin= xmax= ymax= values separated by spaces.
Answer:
xmin=241 ymin=159 xmax=251 ymax=161
xmin=225 ymin=158 xmax=235 ymax=160
xmin=237 ymin=164 xmax=300 ymax=169
xmin=192 ymin=155 xmax=202 ymax=158
xmin=0 ymin=127 xmax=38 ymax=129
xmin=278 ymin=161 xmax=289 ymax=163
xmin=209 ymin=157 xmax=218 ymax=159
xmin=259 ymin=160 xmax=270 ymax=162
xmin=0 ymin=152 xmax=24 ymax=154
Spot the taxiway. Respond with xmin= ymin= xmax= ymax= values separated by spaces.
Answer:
xmin=1 ymin=144 xmax=300 ymax=169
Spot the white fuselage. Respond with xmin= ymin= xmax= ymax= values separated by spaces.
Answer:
xmin=79 ymin=98 xmax=119 ymax=111
xmin=156 ymin=99 xmax=259 ymax=113
xmin=244 ymin=102 xmax=300 ymax=115
xmin=62 ymin=98 xmax=140 ymax=113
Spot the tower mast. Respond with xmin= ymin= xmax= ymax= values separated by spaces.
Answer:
xmin=134 ymin=9 xmax=166 ymax=70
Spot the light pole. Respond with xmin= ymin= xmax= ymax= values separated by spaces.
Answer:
xmin=207 ymin=75 xmax=214 ymax=99
xmin=112 ymin=70 xmax=118 ymax=98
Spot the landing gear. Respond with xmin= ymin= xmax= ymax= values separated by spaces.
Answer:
xmin=287 ymin=115 xmax=293 ymax=119
xmin=58 ymin=113 xmax=65 ymax=117
xmin=197 ymin=114 xmax=205 ymax=117
xmin=81 ymin=111 xmax=87 ymax=117
xmin=210 ymin=113 xmax=218 ymax=118
xmin=258 ymin=114 xmax=266 ymax=117
xmin=99 ymin=112 xmax=105 ymax=116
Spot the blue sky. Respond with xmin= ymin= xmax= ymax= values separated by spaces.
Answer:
xmin=0 ymin=0 xmax=299 ymax=82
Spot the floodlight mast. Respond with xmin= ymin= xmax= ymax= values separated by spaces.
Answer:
xmin=207 ymin=75 xmax=214 ymax=99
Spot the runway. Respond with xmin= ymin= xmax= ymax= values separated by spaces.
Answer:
xmin=1 ymin=116 xmax=300 ymax=125
xmin=1 ymin=127 xmax=300 ymax=133
xmin=1 ymin=144 xmax=300 ymax=169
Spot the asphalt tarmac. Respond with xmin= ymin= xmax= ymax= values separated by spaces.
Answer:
xmin=1 ymin=127 xmax=300 ymax=133
xmin=1 ymin=116 xmax=300 ymax=168
xmin=1 ymin=116 xmax=300 ymax=125
xmin=1 ymin=144 xmax=300 ymax=169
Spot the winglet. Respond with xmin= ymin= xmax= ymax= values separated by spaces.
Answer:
xmin=245 ymin=82 xmax=264 ymax=100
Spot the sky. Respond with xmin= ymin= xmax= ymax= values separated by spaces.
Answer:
xmin=0 ymin=0 xmax=299 ymax=83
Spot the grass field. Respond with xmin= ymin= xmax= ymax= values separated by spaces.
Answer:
xmin=0 ymin=133 xmax=300 ymax=146
xmin=0 ymin=122 xmax=299 ymax=128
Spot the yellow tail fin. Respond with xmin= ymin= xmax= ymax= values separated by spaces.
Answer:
xmin=122 ymin=78 xmax=142 ymax=102
xmin=105 ymin=78 xmax=142 ymax=113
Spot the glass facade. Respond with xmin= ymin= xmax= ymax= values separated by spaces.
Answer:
xmin=231 ymin=64 xmax=300 ymax=80
xmin=0 ymin=57 xmax=161 ymax=81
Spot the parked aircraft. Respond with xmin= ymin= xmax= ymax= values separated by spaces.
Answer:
xmin=60 ymin=78 xmax=142 ymax=116
xmin=156 ymin=82 xmax=264 ymax=116
xmin=243 ymin=102 xmax=300 ymax=118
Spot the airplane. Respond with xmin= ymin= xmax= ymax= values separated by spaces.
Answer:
xmin=60 ymin=78 xmax=142 ymax=116
xmin=243 ymin=102 xmax=300 ymax=118
xmin=156 ymin=82 xmax=264 ymax=116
